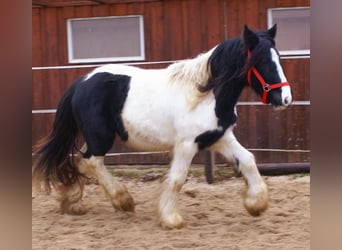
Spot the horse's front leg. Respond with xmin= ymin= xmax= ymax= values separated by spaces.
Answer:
xmin=158 ymin=141 xmax=197 ymax=229
xmin=215 ymin=132 xmax=268 ymax=216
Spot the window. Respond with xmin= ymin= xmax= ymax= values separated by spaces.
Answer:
xmin=67 ymin=15 xmax=145 ymax=63
xmin=268 ymin=7 xmax=310 ymax=56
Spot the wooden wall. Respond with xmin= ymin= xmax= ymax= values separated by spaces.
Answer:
xmin=32 ymin=0 xmax=310 ymax=164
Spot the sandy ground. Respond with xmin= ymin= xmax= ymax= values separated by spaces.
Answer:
xmin=32 ymin=171 xmax=310 ymax=250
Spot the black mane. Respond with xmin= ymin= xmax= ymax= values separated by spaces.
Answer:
xmin=198 ymin=37 xmax=244 ymax=93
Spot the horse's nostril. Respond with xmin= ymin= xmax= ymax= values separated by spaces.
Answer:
xmin=284 ymin=97 xmax=290 ymax=105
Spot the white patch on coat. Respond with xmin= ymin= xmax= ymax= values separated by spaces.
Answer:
xmin=122 ymin=73 xmax=218 ymax=151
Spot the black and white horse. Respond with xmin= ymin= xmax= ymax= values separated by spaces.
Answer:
xmin=33 ymin=25 xmax=292 ymax=229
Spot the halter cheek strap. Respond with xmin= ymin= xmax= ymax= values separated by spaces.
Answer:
xmin=247 ymin=49 xmax=290 ymax=104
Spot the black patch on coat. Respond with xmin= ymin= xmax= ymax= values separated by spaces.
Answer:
xmin=71 ymin=72 xmax=130 ymax=157
xmin=195 ymin=128 xmax=225 ymax=150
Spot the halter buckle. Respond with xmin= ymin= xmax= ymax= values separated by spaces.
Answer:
xmin=263 ymin=84 xmax=270 ymax=92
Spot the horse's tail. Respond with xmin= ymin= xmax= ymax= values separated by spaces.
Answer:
xmin=33 ymin=81 xmax=81 ymax=190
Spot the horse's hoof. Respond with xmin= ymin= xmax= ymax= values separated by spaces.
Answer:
xmin=112 ymin=190 xmax=135 ymax=212
xmin=244 ymin=182 xmax=268 ymax=216
xmin=159 ymin=213 xmax=185 ymax=229
xmin=60 ymin=200 xmax=88 ymax=215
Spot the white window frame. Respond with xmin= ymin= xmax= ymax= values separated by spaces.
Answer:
xmin=267 ymin=7 xmax=310 ymax=57
xmin=67 ymin=15 xmax=145 ymax=64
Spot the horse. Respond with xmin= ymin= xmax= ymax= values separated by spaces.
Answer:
xmin=33 ymin=25 xmax=292 ymax=229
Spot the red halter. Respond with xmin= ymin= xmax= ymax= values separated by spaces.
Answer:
xmin=247 ymin=49 xmax=290 ymax=104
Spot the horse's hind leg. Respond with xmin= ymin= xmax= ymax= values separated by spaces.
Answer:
xmin=158 ymin=141 xmax=197 ymax=229
xmin=78 ymin=155 xmax=135 ymax=212
xmin=215 ymin=133 xmax=268 ymax=216
xmin=53 ymin=147 xmax=87 ymax=215
xmin=54 ymin=177 xmax=86 ymax=215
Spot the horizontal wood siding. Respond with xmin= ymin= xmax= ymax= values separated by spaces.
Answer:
xmin=32 ymin=0 xmax=310 ymax=165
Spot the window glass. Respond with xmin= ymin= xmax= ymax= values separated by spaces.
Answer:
xmin=67 ymin=15 xmax=145 ymax=63
xmin=268 ymin=7 xmax=310 ymax=56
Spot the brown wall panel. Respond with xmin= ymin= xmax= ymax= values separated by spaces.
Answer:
xmin=32 ymin=68 xmax=95 ymax=109
xmin=282 ymin=59 xmax=310 ymax=101
xmin=32 ymin=113 xmax=56 ymax=144
xmin=144 ymin=1 xmax=164 ymax=61
xmin=32 ymin=8 xmax=43 ymax=66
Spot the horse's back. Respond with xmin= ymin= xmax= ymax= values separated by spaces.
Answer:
xmin=86 ymin=64 xmax=141 ymax=80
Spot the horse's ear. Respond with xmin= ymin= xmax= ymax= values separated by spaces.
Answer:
xmin=267 ymin=24 xmax=277 ymax=39
xmin=242 ymin=25 xmax=259 ymax=50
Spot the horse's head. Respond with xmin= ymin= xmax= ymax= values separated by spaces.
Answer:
xmin=243 ymin=25 xmax=292 ymax=110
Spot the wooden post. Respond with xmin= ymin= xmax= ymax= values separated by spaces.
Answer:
xmin=204 ymin=151 xmax=215 ymax=184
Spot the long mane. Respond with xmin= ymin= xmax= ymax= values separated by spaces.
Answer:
xmin=201 ymin=37 xmax=246 ymax=93
xmin=166 ymin=48 xmax=215 ymax=109
xmin=166 ymin=47 xmax=215 ymax=88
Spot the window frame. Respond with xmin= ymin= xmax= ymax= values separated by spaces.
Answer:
xmin=267 ymin=7 xmax=310 ymax=56
xmin=66 ymin=15 xmax=145 ymax=64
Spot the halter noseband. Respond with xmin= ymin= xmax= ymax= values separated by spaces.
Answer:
xmin=247 ymin=49 xmax=290 ymax=104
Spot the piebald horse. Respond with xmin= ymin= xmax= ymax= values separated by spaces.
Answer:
xmin=33 ymin=25 xmax=292 ymax=229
